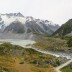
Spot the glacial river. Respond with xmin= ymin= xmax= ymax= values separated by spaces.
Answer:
xmin=0 ymin=39 xmax=72 ymax=59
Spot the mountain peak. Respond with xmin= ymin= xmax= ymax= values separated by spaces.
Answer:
xmin=0 ymin=12 xmax=60 ymax=35
xmin=1 ymin=12 xmax=24 ymax=17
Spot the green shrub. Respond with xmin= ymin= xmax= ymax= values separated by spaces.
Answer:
xmin=67 ymin=37 xmax=72 ymax=47
xmin=19 ymin=62 xmax=24 ymax=64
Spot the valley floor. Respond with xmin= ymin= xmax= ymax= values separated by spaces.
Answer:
xmin=0 ymin=37 xmax=72 ymax=72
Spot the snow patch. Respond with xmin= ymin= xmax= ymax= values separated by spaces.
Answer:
xmin=1 ymin=15 xmax=26 ymax=26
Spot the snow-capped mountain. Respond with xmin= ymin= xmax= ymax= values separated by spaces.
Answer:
xmin=0 ymin=12 xmax=60 ymax=35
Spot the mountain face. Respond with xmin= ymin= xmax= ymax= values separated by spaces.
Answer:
xmin=53 ymin=19 xmax=72 ymax=36
xmin=0 ymin=12 xmax=59 ymax=35
xmin=3 ymin=21 xmax=25 ymax=33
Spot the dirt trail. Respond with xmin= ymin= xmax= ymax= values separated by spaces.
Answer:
xmin=55 ymin=59 xmax=72 ymax=72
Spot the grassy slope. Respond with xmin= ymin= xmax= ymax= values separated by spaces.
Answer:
xmin=34 ymin=36 xmax=72 ymax=53
xmin=0 ymin=43 xmax=59 ymax=72
xmin=0 ymin=55 xmax=56 ymax=72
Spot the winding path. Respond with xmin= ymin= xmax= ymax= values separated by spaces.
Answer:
xmin=55 ymin=59 xmax=72 ymax=72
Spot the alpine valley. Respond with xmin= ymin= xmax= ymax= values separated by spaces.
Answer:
xmin=0 ymin=12 xmax=72 ymax=72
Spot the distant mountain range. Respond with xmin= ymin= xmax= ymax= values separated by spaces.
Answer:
xmin=53 ymin=19 xmax=72 ymax=36
xmin=0 ymin=12 xmax=59 ymax=35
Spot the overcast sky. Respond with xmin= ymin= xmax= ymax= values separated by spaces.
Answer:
xmin=0 ymin=0 xmax=72 ymax=25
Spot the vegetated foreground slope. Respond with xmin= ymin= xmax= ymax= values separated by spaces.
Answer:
xmin=0 ymin=43 xmax=66 ymax=72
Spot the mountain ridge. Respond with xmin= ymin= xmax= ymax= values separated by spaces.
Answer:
xmin=0 ymin=12 xmax=60 ymax=36
xmin=52 ymin=19 xmax=72 ymax=36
